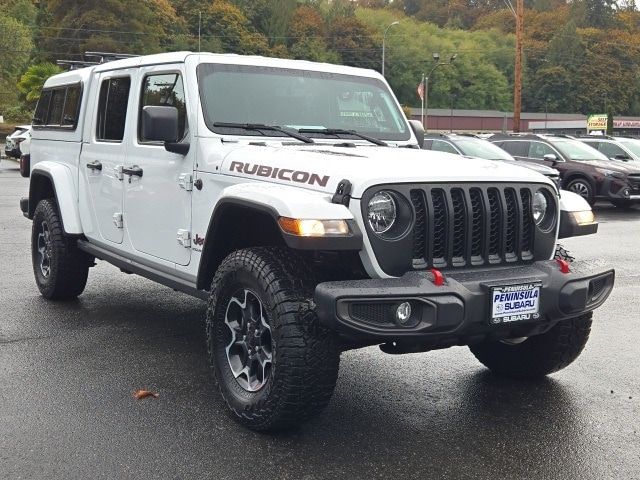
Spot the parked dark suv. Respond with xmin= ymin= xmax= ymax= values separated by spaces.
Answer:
xmin=423 ymin=133 xmax=561 ymax=186
xmin=491 ymin=134 xmax=640 ymax=207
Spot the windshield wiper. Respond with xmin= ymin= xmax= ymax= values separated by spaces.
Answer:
xmin=297 ymin=128 xmax=388 ymax=147
xmin=212 ymin=122 xmax=314 ymax=144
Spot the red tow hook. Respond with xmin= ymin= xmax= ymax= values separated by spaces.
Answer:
xmin=430 ymin=268 xmax=446 ymax=286
xmin=556 ymin=259 xmax=571 ymax=274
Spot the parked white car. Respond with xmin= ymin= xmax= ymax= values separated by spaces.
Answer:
xmin=5 ymin=125 xmax=31 ymax=159
xmin=21 ymin=52 xmax=613 ymax=431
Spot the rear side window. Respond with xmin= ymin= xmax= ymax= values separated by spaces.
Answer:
xmin=97 ymin=77 xmax=131 ymax=142
xmin=33 ymin=84 xmax=82 ymax=129
xmin=499 ymin=141 xmax=529 ymax=157
xmin=138 ymin=73 xmax=187 ymax=142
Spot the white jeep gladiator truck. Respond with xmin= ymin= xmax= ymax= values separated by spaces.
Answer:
xmin=21 ymin=52 xmax=614 ymax=431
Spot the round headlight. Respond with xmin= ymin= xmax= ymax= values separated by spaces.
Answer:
xmin=368 ymin=191 xmax=397 ymax=234
xmin=532 ymin=189 xmax=549 ymax=226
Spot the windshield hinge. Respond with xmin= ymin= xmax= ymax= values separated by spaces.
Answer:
xmin=332 ymin=179 xmax=352 ymax=207
xmin=178 ymin=173 xmax=193 ymax=191
xmin=112 ymin=212 xmax=123 ymax=229
xmin=177 ymin=229 xmax=191 ymax=248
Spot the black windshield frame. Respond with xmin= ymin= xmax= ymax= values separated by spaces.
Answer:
xmin=196 ymin=63 xmax=411 ymax=142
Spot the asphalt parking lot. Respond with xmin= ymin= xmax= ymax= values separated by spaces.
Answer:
xmin=1 ymin=159 xmax=638 ymax=480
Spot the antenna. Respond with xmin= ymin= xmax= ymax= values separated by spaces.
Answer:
xmin=198 ymin=11 xmax=202 ymax=53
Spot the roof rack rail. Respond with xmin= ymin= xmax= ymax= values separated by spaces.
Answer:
xmin=56 ymin=52 xmax=139 ymax=71
xmin=56 ymin=60 xmax=100 ymax=70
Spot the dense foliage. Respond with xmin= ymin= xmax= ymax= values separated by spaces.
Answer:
xmin=1 ymin=0 xmax=640 ymax=121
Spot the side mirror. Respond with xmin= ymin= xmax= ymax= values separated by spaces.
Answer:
xmin=408 ymin=120 xmax=425 ymax=148
xmin=614 ymin=154 xmax=630 ymax=161
xmin=543 ymin=153 xmax=562 ymax=165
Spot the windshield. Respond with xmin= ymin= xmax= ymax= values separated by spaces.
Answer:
xmin=197 ymin=63 xmax=410 ymax=141
xmin=618 ymin=139 xmax=640 ymax=158
xmin=453 ymin=137 xmax=514 ymax=160
xmin=553 ymin=139 xmax=608 ymax=161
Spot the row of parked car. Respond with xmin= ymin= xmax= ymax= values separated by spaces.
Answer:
xmin=423 ymin=133 xmax=640 ymax=208
xmin=5 ymin=122 xmax=640 ymax=208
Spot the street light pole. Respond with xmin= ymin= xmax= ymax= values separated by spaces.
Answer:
xmin=382 ymin=21 xmax=399 ymax=78
xmin=423 ymin=53 xmax=457 ymax=133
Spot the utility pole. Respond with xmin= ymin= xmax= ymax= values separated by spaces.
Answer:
xmin=513 ymin=0 xmax=524 ymax=133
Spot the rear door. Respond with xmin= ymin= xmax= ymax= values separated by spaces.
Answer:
xmin=123 ymin=67 xmax=193 ymax=266
xmin=79 ymin=73 xmax=135 ymax=244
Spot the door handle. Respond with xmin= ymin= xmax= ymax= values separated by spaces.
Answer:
xmin=122 ymin=165 xmax=143 ymax=178
xmin=86 ymin=161 xmax=102 ymax=171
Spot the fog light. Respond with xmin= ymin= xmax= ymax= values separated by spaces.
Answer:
xmin=623 ymin=188 xmax=631 ymax=197
xmin=395 ymin=302 xmax=412 ymax=325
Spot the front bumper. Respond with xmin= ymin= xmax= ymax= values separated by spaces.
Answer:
xmin=314 ymin=260 xmax=614 ymax=348
xmin=4 ymin=147 xmax=20 ymax=159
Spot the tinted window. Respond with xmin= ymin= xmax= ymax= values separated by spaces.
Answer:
xmin=598 ymin=142 xmax=627 ymax=158
xmin=431 ymin=139 xmax=459 ymax=154
xmin=139 ymin=73 xmax=187 ymax=141
xmin=498 ymin=140 xmax=529 ymax=157
xmin=528 ymin=141 xmax=556 ymax=159
xmin=33 ymin=90 xmax=52 ymax=126
xmin=62 ymin=86 xmax=81 ymax=127
xmin=47 ymin=89 xmax=66 ymax=125
xmin=97 ymin=77 xmax=131 ymax=141
xmin=33 ymin=84 xmax=82 ymax=129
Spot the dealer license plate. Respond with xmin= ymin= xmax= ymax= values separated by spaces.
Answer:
xmin=490 ymin=282 xmax=541 ymax=325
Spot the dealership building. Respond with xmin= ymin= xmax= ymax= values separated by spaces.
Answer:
xmin=408 ymin=108 xmax=640 ymax=135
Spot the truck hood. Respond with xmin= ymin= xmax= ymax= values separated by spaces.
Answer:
xmin=214 ymin=143 xmax=555 ymax=198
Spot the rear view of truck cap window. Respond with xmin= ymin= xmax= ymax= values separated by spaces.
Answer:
xmin=33 ymin=83 xmax=82 ymax=130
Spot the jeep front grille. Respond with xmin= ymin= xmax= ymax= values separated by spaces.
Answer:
xmin=410 ymin=185 xmax=537 ymax=269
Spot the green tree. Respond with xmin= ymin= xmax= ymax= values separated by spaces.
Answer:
xmin=0 ymin=13 xmax=33 ymax=111
xmin=17 ymin=63 xmax=63 ymax=105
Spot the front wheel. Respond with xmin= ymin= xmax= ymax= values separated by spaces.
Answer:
xmin=469 ymin=313 xmax=592 ymax=379
xmin=31 ymin=199 xmax=92 ymax=300
xmin=566 ymin=178 xmax=595 ymax=205
xmin=206 ymin=247 xmax=340 ymax=431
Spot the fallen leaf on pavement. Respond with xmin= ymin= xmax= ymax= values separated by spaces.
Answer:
xmin=133 ymin=389 xmax=159 ymax=400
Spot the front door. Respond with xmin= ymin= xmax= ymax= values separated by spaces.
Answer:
xmin=79 ymin=73 xmax=135 ymax=244
xmin=123 ymin=67 xmax=193 ymax=266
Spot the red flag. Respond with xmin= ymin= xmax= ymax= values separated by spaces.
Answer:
xmin=417 ymin=80 xmax=424 ymax=101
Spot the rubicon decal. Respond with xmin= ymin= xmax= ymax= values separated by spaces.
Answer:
xmin=229 ymin=161 xmax=329 ymax=187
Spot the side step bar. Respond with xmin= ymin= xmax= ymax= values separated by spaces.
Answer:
xmin=77 ymin=240 xmax=208 ymax=300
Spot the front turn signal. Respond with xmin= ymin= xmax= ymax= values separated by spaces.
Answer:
xmin=278 ymin=218 xmax=350 ymax=237
xmin=572 ymin=210 xmax=595 ymax=225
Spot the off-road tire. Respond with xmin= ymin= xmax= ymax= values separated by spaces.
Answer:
xmin=31 ymin=199 xmax=92 ymax=300
xmin=206 ymin=247 xmax=340 ymax=431
xmin=469 ymin=312 xmax=592 ymax=379
xmin=566 ymin=178 xmax=595 ymax=205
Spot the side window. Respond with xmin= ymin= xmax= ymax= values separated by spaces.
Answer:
xmin=528 ymin=142 xmax=556 ymax=159
xmin=47 ymin=89 xmax=66 ymax=125
xmin=598 ymin=142 xmax=626 ymax=158
xmin=97 ymin=77 xmax=131 ymax=142
xmin=62 ymin=85 xmax=81 ymax=127
xmin=139 ymin=73 xmax=187 ymax=142
xmin=33 ymin=90 xmax=52 ymax=126
xmin=431 ymin=140 xmax=459 ymax=155
xmin=500 ymin=141 xmax=528 ymax=157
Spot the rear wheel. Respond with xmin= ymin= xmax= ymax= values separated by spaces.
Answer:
xmin=206 ymin=247 xmax=340 ymax=431
xmin=566 ymin=178 xmax=594 ymax=205
xmin=31 ymin=199 xmax=92 ymax=300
